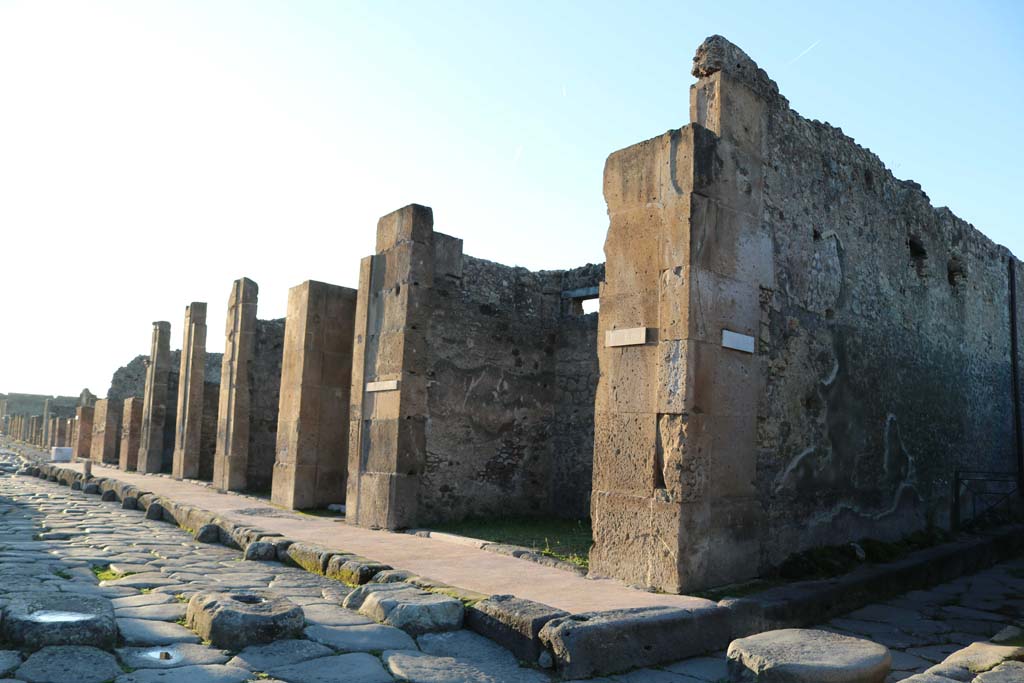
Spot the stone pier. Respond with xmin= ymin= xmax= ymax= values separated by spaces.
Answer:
xmin=271 ymin=280 xmax=357 ymax=510
xmin=71 ymin=406 xmax=94 ymax=460
xmin=138 ymin=321 xmax=178 ymax=474
xmin=213 ymin=278 xmax=284 ymax=493
xmin=172 ymin=303 xmax=209 ymax=480
xmin=90 ymin=399 xmax=121 ymax=465
xmin=119 ymin=397 xmax=143 ymax=471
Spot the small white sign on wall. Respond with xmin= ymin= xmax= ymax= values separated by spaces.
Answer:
xmin=721 ymin=329 xmax=755 ymax=354
xmin=366 ymin=380 xmax=400 ymax=393
xmin=605 ymin=327 xmax=648 ymax=348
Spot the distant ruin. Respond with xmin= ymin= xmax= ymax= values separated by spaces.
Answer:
xmin=3 ymin=35 xmax=1020 ymax=595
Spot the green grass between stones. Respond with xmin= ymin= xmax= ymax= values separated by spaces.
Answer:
xmin=428 ymin=516 xmax=592 ymax=570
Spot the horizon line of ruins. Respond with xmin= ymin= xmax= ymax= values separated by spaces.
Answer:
xmin=2 ymin=35 xmax=1021 ymax=594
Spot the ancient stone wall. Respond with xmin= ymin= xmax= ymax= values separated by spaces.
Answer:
xmin=589 ymin=35 xmax=1024 ymax=593
xmin=108 ymin=352 xmax=222 ymax=403
xmin=347 ymin=204 xmax=602 ymax=528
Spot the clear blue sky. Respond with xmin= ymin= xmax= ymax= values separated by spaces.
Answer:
xmin=1 ymin=0 xmax=1021 ymax=396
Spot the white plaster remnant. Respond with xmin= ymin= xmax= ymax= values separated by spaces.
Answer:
xmin=605 ymin=327 xmax=648 ymax=347
xmin=366 ymin=380 xmax=400 ymax=393
xmin=722 ymin=329 xmax=755 ymax=354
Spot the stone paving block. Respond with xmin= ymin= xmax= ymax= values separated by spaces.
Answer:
xmin=383 ymin=648 xmax=548 ymax=683
xmin=662 ymin=655 xmax=729 ymax=681
xmin=116 ymin=643 xmax=231 ymax=670
xmin=304 ymin=623 xmax=416 ymax=652
xmin=417 ymin=630 xmax=551 ymax=681
xmin=16 ymin=646 xmax=122 ymax=683
xmin=0 ymin=650 xmax=22 ymax=676
xmin=113 ymin=664 xmax=254 ymax=683
xmin=974 ymin=661 xmax=1024 ymax=682
xmin=302 ymin=603 xmax=375 ymax=627
xmin=351 ymin=583 xmax=464 ymax=636
xmin=116 ymin=602 xmax=187 ymax=621
xmin=226 ymin=638 xmax=333 ymax=671
xmin=117 ymin=618 xmax=202 ymax=646
xmin=267 ymin=652 xmax=393 ymax=683
xmin=727 ymin=629 xmax=891 ymax=683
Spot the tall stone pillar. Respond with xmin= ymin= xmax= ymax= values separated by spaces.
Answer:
xmin=71 ymin=407 xmax=94 ymax=460
xmin=138 ymin=321 xmax=176 ymax=473
xmin=57 ymin=418 xmax=69 ymax=447
xmin=589 ymin=39 xmax=770 ymax=593
xmin=90 ymin=399 xmax=120 ymax=464
xmin=48 ymin=417 xmax=59 ymax=448
xmin=119 ymin=398 xmax=144 ymax=471
xmin=213 ymin=278 xmax=259 ymax=491
xmin=271 ymin=280 xmax=358 ymax=509
xmin=172 ymin=303 xmax=209 ymax=480
xmin=42 ymin=399 xmax=52 ymax=447
xmin=346 ymin=204 xmax=436 ymax=529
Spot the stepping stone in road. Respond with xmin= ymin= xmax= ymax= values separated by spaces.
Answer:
xmin=2 ymin=591 xmax=116 ymax=649
xmin=343 ymin=582 xmax=464 ymax=636
xmin=185 ymin=591 xmax=304 ymax=651
xmin=727 ymin=628 xmax=891 ymax=682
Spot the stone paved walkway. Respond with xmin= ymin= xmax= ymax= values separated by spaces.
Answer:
xmin=42 ymin=453 xmax=714 ymax=615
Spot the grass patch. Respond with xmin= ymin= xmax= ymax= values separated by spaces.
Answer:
xmin=91 ymin=565 xmax=120 ymax=582
xmin=429 ymin=516 xmax=592 ymax=570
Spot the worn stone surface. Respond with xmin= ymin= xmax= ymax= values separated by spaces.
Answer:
xmin=726 ymin=629 xmax=890 ymax=682
xmin=114 ymin=664 xmax=254 ymax=683
xmin=16 ymin=646 xmax=122 ymax=683
xmin=272 ymin=280 xmax=357 ymax=510
xmin=267 ymin=652 xmax=393 ymax=683
xmin=116 ymin=643 xmax=230 ymax=669
xmin=226 ymin=638 xmax=332 ymax=670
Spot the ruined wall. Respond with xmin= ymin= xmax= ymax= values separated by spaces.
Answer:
xmin=108 ymin=352 xmax=221 ymax=403
xmin=423 ymin=258 xmax=601 ymax=523
xmin=590 ymin=35 xmax=1023 ymax=593
xmin=347 ymin=204 xmax=602 ymax=529
xmin=747 ymin=57 xmax=1019 ymax=564
xmin=1 ymin=393 xmax=78 ymax=417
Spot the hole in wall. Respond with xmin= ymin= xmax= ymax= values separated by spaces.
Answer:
xmin=812 ymin=228 xmax=822 ymax=241
xmin=581 ymin=298 xmax=600 ymax=315
xmin=864 ymin=168 xmax=874 ymax=191
xmin=908 ymin=235 xmax=928 ymax=276
xmin=948 ymin=257 xmax=966 ymax=287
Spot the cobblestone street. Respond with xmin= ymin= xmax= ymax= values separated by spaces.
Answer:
xmin=1 ymin=451 xmax=1022 ymax=682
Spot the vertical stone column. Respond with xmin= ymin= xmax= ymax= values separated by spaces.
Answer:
xmin=138 ymin=321 xmax=175 ymax=473
xmin=90 ymin=399 xmax=121 ymax=464
xmin=173 ymin=303 xmax=208 ymax=480
xmin=57 ymin=418 xmax=69 ymax=447
xmin=346 ymin=205 xmax=435 ymax=529
xmin=119 ymin=398 xmax=144 ymax=471
xmin=72 ymin=406 xmax=94 ymax=460
xmin=213 ymin=278 xmax=259 ymax=492
xmin=41 ymin=399 xmax=52 ymax=447
xmin=48 ymin=417 xmax=58 ymax=448
xmin=589 ymin=46 xmax=771 ymax=593
xmin=272 ymin=281 xmax=357 ymax=509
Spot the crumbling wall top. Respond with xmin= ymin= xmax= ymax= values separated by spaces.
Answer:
xmin=691 ymin=34 xmax=780 ymax=102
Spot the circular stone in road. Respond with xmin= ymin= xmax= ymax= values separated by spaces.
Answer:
xmin=2 ymin=592 xmax=116 ymax=649
xmin=727 ymin=629 xmax=891 ymax=682
xmin=186 ymin=591 xmax=304 ymax=651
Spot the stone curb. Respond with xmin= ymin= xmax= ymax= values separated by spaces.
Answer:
xmin=407 ymin=529 xmax=589 ymax=577
xmin=12 ymin=453 xmax=1024 ymax=680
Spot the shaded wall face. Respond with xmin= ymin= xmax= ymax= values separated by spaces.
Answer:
xmin=200 ymin=382 xmax=220 ymax=481
xmin=422 ymin=257 xmax=601 ymax=524
xmin=753 ymin=91 xmax=1019 ymax=564
xmin=246 ymin=318 xmax=284 ymax=492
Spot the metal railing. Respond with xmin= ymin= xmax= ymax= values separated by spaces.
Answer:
xmin=952 ymin=469 xmax=1020 ymax=531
